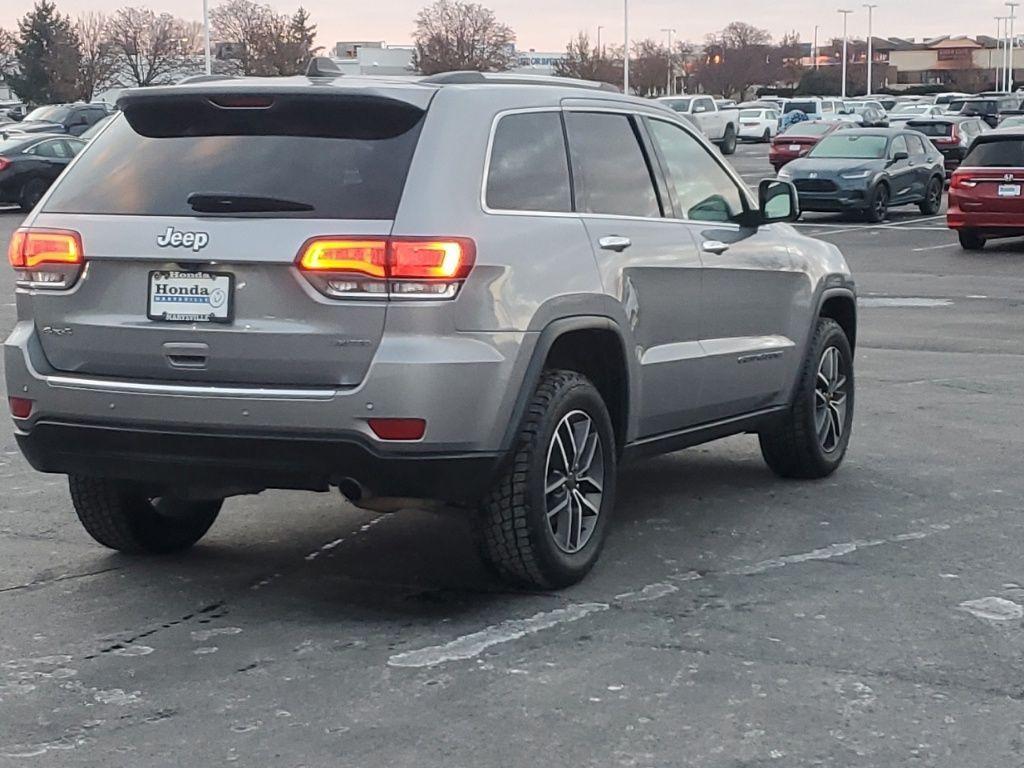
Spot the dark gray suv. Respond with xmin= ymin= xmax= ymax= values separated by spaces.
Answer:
xmin=4 ymin=71 xmax=857 ymax=589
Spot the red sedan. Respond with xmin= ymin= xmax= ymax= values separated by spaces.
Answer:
xmin=948 ymin=130 xmax=1024 ymax=250
xmin=770 ymin=121 xmax=851 ymax=171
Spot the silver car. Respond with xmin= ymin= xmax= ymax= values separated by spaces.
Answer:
xmin=4 ymin=69 xmax=857 ymax=589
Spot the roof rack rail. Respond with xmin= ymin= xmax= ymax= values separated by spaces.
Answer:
xmin=419 ymin=71 xmax=620 ymax=93
xmin=177 ymin=74 xmax=236 ymax=85
xmin=306 ymin=56 xmax=343 ymax=79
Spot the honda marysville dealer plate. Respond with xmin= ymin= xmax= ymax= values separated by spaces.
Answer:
xmin=148 ymin=271 xmax=234 ymax=323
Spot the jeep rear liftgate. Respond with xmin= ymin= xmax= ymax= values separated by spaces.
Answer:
xmin=24 ymin=89 xmax=428 ymax=387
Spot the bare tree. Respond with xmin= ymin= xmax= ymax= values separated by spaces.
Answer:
xmin=630 ymin=38 xmax=670 ymax=96
xmin=718 ymin=21 xmax=772 ymax=49
xmin=75 ymin=12 xmax=116 ymax=100
xmin=412 ymin=0 xmax=515 ymax=75
xmin=211 ymin=0 xmax=313 ymax=76
xmin=554 ymin=32 xmax=621 ymax=85
xmin=0 ymin=28 xmax=17 ymax=79
xmin=696 ymin=21 xmax=773 ymax=99
xmin=107 ymin=7 xmax=193 ymax=86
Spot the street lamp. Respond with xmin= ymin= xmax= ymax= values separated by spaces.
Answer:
xmin=597 ymin=25 xmax=604 ymax=56
xmin=813 ymin=25 xmax=820 ymax=69
xmin=838 ymin=9 xmax=853 ymax=99
xmin=661 ymin=27 xmax=676 ymax=95
xmin=1008 ymin=1 xmax=1019 ymax=91
xmin=863 ymin=3 xmax=877 ymax=95
xmin=202 ymin=0 xmax=212 ymax=75
xmin=996 ymin=17 xmax=1006 ymax=89
xmin=623 ymin=0 xmax=630 ymax=93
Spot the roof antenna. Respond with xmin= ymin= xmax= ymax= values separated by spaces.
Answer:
xmin=306 ymin=57 xmax=343 ymax=79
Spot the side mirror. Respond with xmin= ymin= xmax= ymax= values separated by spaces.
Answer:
xmin=891 ymin=150 xmax=909 ymax=162
xmin=741 ymin=179 xmax=800 ymax=226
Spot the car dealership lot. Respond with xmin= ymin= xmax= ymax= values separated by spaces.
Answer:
xmin=3 ymin=141 xmax=1024 ymax=766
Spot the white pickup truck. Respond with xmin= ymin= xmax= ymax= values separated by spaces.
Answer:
xmin=657 ymin=95 xmax=740 ymax=155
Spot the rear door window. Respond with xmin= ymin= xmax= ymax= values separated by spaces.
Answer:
xmin=43 ymin=103 xmax=425 ymax=219
xmin=485 ymin=111 xmax=572 ymax=212
xmin=964 ymin=139 xmax=1024 ymax=166
xmin=565 ymin=112 xmax=661 ymax=218
xmin=906 ymin=134 xmax=927 ymax=156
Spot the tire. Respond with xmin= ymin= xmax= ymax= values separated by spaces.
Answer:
xmin=759 ymin=318 xmax=854 ymax=479
xmin=958 ymin=229 xmax=986 ymax=251
xmin=919 ymin=176 xmax=943 ymax=215
xmin=864 ymin=183 xmax=889 ymax=223
xmin=476 ymin=370 xmax=617 ymax=590
xmin=719 ymin=124 xmax=737 ymax=155
xmin=19 ymin=178 xmax=48 ymax=212
xmin=762 ymin=128 xmax=772 ymax=143
xmin=69 ymin=476 xmax=222 ymax=554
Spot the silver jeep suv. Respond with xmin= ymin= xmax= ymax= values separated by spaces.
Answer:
xmin=4 ymin=70 xmax=856 ymax=589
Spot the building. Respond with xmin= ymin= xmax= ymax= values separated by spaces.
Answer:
xmin=331 ymin=41 xmax=415 ymax=75
xmin=888 ymin=36 xmax=1010 ymax=89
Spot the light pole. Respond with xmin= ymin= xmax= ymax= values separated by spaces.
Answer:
xmin=661 ymin=27 xmax=676 ymax=95
xmin=623 ymin=0 xmax=630 ymax=93
xmin=996 ymin=17 xmax=1005 ymax=89
xmin=1008 ymin=2 xmax=1019 ymax=91
xmin=863 ymin=3 xmax=877 ymax=95
xmin=838 ymin=9 xmax=853 ymax=98
xmin=597 ymin=25 xmax=604 ymax=56
xmin=813 ymin=25 xmax=820 ymax=69
xmin=202 ymin=0 xmax=212 ymax=75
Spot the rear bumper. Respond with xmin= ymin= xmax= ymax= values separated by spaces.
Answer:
xmin=5 ymin=321 xmax=529 ymax=500
xmin=947 ymin=208 xmax=1024 ymax=237
xmin=15 ymin=421 xmax=501 ymax=503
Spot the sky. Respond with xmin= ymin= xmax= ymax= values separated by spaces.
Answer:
xmin=1 ymin=0 xmax=1002 ymax=52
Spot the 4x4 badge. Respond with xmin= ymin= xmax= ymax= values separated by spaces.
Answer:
xmin=157 ymin=226 xmax=209 ymax=252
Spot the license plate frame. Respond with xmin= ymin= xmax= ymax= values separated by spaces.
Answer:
xmin=147 ymin=270 xmax=234 ymax=324
xmin=997 ymin=183 xmax=1021 ymax=198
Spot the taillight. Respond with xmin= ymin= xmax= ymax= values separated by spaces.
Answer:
xmin=950 ymin=173 xmax=976 ymax=189
xmin=297 ymin=236 xmax=476 ymax=300
xmin=368 ymin=417 xmax=426 ymax=440
xmin=7 ymin=228 xmax=85 ymax=289
xmin=0 ymin=157 xmax=10 ymax=172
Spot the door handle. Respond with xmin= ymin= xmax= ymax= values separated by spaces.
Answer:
xmin=598 ymin=236 xmax=632 ymax=252
xmin=702 ymin=240 xmax=730 ymax=255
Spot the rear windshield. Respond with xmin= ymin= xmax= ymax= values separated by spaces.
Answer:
xmin=784 ymin=100 xmax=818 ymax=114
xmin=44 ymin=104 xmax=424 ymax=219
xmin=781 ymin=122 xmax=832 ymax=137
xmin=24 ymin=105 xmax=70 ymax=123
xmin=739 ymin=110 xmax=763 ymax=119
xmin=811 ymin=134 xmax=888 ymax=159
xmin=662 ymin=98 xmax=691 ymax=113
xmin=963 ymin=139 xmax=1024 ymax=167
xmin=907 ymin=122 xmax=953 ymax=137
xmin=963 ymin=100 xmax=998 ymax=115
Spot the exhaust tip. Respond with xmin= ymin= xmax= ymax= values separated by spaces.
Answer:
xmin=337 ymin=478 xmax=365 ymax=503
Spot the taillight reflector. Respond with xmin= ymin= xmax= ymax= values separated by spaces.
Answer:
xmin=8 ymin=397 xmax=33 ymax=419
xmin=368 ymin=418 xmax=426 ymax=440
xmin=0 ymin=157 xmax=10 ymax=172
xmin=8 ymin=228 xmax=84 ymax=269
xmin=950 ymin=174 xmax=977 ymax=189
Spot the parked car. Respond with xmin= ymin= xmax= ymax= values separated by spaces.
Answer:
xmin=0 ymin=133 xmax=87 ymax=210
xmin=770 ymin=120 xmax=851 ymax=171
xmin=934 ymin=92 xmax=972 ymax=109
xmin=956 ymin=96 xmax=1022 ymax=128
xmin=842 ymin=102 xmax=890 ymax=127
xmin=948 ymin=129 xmax=1024 ymax=250
xmin=783 ymin=97 xmax=848 ymax=122
xmin=2 ymin=103 xmax=110 ymax=138
xmin=4 ymin=104 xmax=29 ymax=122
xmin=778 ymin=128 xmax=946 ymax=222
xmin=4 ymin=70 xmax=857 ymax=589
xmin=888 ymin=103 xmax=945 ymax=125
xmin=738 ymin=107 xmax=781 ymax=142
xmin=866 ymin=94 xmax=898 ymax=111
xmin=905 ymin=116 xmax=989 ymax=177
xmin=998 ymin=114 xmax=1024 ymax=129
xmin=657 ymin=95 xmax=741 ymax=154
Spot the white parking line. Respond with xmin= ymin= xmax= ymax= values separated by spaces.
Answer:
xmin=912 ymin=242 xmax=959 ymax=252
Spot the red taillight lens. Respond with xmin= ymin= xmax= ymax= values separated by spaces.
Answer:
xmin=389 ymin=239 xmax=475 ymax=279
xmin=297 ymin=236 xmax=476 ymax=299
xmin=950 ymin=174 xmax=976 ymax=189
xmin=7 ymin=228 xmax=85 ymax=289
xmin=368 ymin=418 xmax=426 ymax=440
xmin=0 ymin=157 xmax=11 ymax=172
xmin=8 ymin=397 xmax=33 ymax=419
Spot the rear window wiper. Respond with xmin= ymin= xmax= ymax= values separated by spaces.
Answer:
xmin=187 ymin=193 xmax=315 ymax=213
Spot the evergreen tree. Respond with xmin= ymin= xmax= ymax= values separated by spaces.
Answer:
xmin=9 ymin=0 xmax=82 ymax=104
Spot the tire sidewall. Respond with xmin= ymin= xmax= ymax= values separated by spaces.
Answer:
xmin=867 ymin=184 xmax=888 ymax=222
xmin=525 ymin=378 xmax=617 ymax=585
xmin=796 ymin=323 xmax=855 ymax=472
xmin=920 ymin=177 xmax=942 ymax=214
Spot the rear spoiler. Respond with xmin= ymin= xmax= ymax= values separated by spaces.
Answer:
xmin=117 ymin=85 xmax=430 ymax=139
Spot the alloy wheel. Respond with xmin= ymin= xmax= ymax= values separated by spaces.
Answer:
xmin=815 ymin=346 xmax=848 ymax=453
xmin=544 ymin=410 xmax=605 ymax=554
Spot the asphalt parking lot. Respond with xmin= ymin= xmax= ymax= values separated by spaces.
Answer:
xmin=2 ymin=142 xmax=1024 ymax=767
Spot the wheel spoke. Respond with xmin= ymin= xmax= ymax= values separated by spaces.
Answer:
xmin=575 ymin=489 xmax=600 ymax=516
xmin=545 ymin=475 xmax=567 ymax=495
xmin=562 ymin=419 xmax=579 ymax=465
xmin=830 ymin=400 xmax=846 ymax=439
xmin=578 ymin=473 xmax=603 ymax=493
xmin=546 ymin=496 xmax=569 ymax=519
xmin=552 ymin=431 xmax=571 ymax=475
xmin=571 ymin=416 xmax=592 ymax=470
xmin=577 ymin=432 xmax=599 ymax=475
xmin=816 ymin=406 xmax=831 ymax=443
